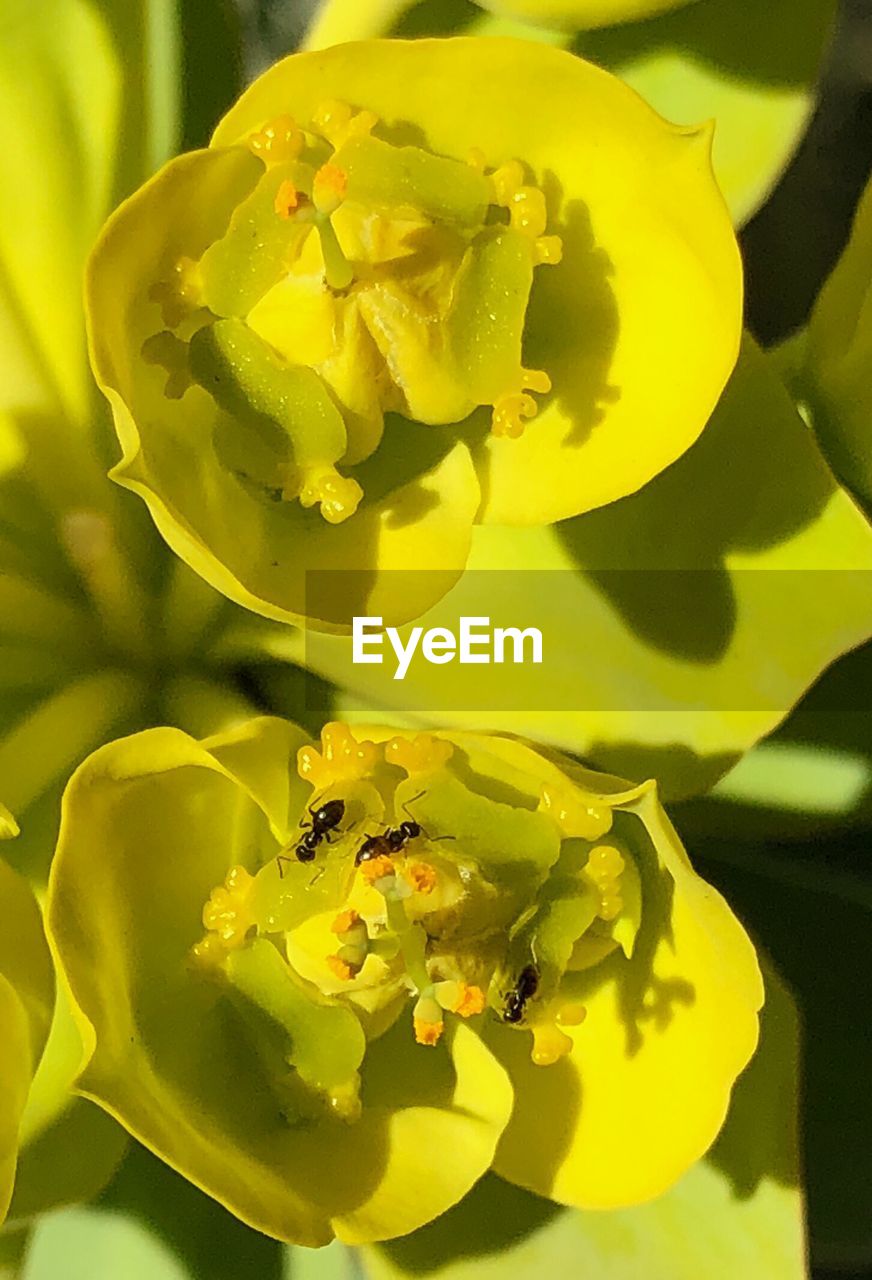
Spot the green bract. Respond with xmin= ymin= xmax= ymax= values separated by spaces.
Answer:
xmin=296 ymin=338 xmax=872 ymax=799
xmin=801 ymin=169 xmax=872 ymax=512
xmin=87 ymin=37 xmax=742 ymax=629
xmin=474 ymin=0 xmax=698 ymax=30
xmin=0 ymin=853 xmax=53 ymax=1225
xmin=49 ymin=717 xmax=762 ymax=1244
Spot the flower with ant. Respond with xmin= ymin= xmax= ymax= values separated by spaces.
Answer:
xmin=48 ymin=717 xmax=761 ymax=1244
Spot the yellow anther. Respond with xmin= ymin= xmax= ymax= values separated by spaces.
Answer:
xmin=435 ymin=981 xmax=486 ymax=1018
xmin=406 ymin=862 xmax=437 ymax=895
xmin=360 ymin=854 xmax=395 ymax=885
xmin=331 ymin=908 xmax=360 ymax=935
xmin=312 ymin=162 xmax=349 ymax=216
xmin=415 ymin=1018 xmax=444 ymax=1047
xmin=413 ymin=994 xmax=445 ymax=1046
xmin=535 ymin=235 xmax=563 ymax=266
xmin=509 ymin=187 xmax=548 ymax=238
xmin=326 ymin=954 xmax=355 ymax=981
xmin=199 ymin=865 xmax=255 ymax=951
xmin=248 ymin=114 xmax=304 ymax=163
xmin=274 ymin=179 xmax=300 ymax=219
xmin=491 ymin=391 xmax=538 ymax=439
xmin=297 ymin=466 xmax=363 ymax=524
xmin=149 ymin=256 xmax=201 ymax=328
xmin=491 ymin=159 xmax=525 ymax=206
xmin=556 ymin=1001 xmax=587 ymax=1027
xmin=531 ymin=1021 xmax=573 ymax=1067
xmin=538 ymin=784 xmax=613 ymax=841
xmin=586 ymin=844 xmax=626 ymax=885
xmin=297 ymin=721 xmax=379 ymax=789
xmin=385 ymin=732 xmax=453 ymax=776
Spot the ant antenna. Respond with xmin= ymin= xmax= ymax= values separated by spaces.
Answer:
xmin=401 ymin=791 xmax=455 ymax=842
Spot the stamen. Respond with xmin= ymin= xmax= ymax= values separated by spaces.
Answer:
xmin=406 ymin=862 xmax=437 ymax=895
xmin=312 ymin=163 xmax=348 ymax=216
xmin=274 ymin=179 xmax=299 ymax=219
xmin=297 ymin=722 xmax=379 ymax=790
xmin=314 ymin=216 xmax=355 ymax=292
xmin=413 ymin=994 xmax=445 ymax=1046
xmin=327 ymin=954 xmax=355 ymax=981
xmin=360 ymin=854 xmax=395 ymax=885
xmin=331 ymin=908 xmax=361 ymax=935
xmin=435 ymin=980 xmax=486 ymax=1018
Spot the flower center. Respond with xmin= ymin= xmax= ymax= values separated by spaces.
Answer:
xmin=143 ymin=102 xmax=562 ymax=523
xmin=192 ymin=724 xmax=641 ymax=1125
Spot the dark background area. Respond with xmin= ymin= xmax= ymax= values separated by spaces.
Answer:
xmin=742 ymin=0 xmax=872 ymax=346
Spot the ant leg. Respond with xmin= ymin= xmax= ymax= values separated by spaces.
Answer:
xmin=308 ymin=865 xmax=327 ymax=887
xmin=276 ymin=854 xmax=293 ymax=879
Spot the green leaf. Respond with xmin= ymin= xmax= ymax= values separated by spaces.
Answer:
xmin=674 ymin=638 xmax=872 ymax=842
xmin=573 ymin=0 xmax=837 ymax=226
xmin=304 ymin=337 xmax=872 ymax=799
xmin=801 ymin=170 xmax=872 ymax=511
xmin=358 ymin=967 xmax=801 ymax=1278
xmin=695 ymin=843 xmax=872 ymax=1269
xmin=0 ymin=0 xmax=180 ymax=429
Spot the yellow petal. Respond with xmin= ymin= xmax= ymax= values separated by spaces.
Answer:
xmin=492 ymin=782 xmax=763 ymax=1207
xmin=47 ymin=723 xmax=513 ymax=1244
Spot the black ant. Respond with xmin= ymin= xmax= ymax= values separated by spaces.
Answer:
xmin=354 ymin=792 xmax=453 ymax=866
xmin=502 ymin=964 xmax=539 ymax=1024
xmin=276 ymin=798 xmax=345 ymax=876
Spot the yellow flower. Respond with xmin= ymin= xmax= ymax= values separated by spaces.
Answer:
xmin=48 ymin=717 xmax=761 ymax=1242
xmin=87 ymin=37 xmax=741 ymax=629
